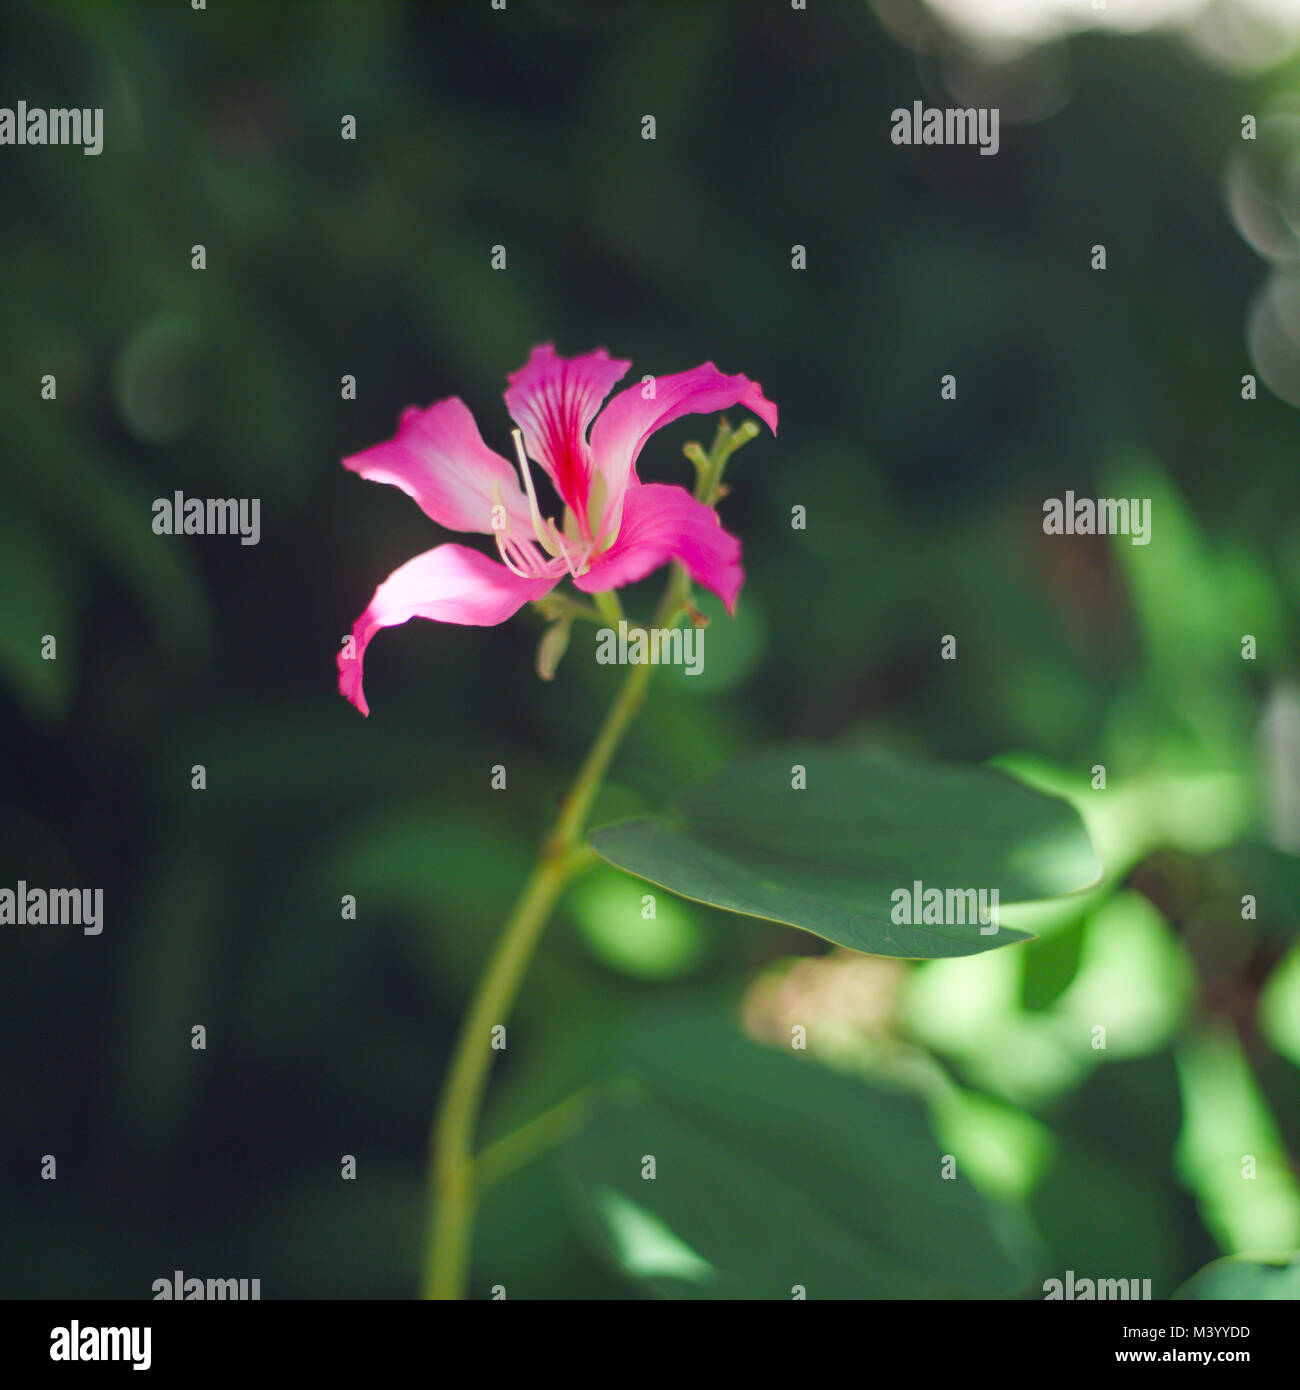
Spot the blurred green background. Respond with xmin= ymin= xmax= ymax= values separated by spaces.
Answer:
xmin=2 ymin=0 xmax=1300 ymax=1299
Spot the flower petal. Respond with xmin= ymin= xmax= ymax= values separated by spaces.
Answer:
xmin=338 ymin=544 xmax=557 ymax=715
xmin=503 ymin=344 xmax=631 ymax=523
xmin=588 ymin=362 xmax=778 ymax=534
xmin=343 ymin=398 xmax=532 ymax=535
xmin=575 ymin=483 xmax=744 ymax=614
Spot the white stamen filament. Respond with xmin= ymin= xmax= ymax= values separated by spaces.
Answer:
xmin=494 ymin=530 xmax=531 ymax=578
xmin=509 ymin=427 xmax=593 ymax=577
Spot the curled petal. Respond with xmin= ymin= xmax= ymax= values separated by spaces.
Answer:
xmin=503 ymin=344 xmax=631 ymax=523
xmin=588 ymin=362 xmax=778 ymax=534
xmin=575 ymin=483 xmax=744 ymax=614
xmin=338 ymin=544 xmax=557 ymax=715
xmin=343 ymin=398 xmax=533 ymax=535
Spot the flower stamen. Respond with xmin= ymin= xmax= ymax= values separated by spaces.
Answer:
xmin=511 ymin=429 xmax=567 ymax=560
xmin=494 ymin=530 xmax=532 ymax=578
xmin=509 ymin=427 xmax=599 ymax=578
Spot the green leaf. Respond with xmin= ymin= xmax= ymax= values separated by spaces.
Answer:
xmin=1174 ymin=1253 xmax=1300 ymax=1300
xmin=589 ymin=744 xmax=1100 ymax=958
xmin=563 ymin=1004 xmax=1034 ymax=1298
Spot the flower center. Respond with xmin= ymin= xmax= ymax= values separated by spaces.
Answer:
xmin=493 ymin=429 xmax=597 ymax=581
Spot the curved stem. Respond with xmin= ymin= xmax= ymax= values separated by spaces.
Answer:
xmin=421 ymin=419 xmax=753 ymax=1300
xmin=422 ymin=843 xmax=590 ymax=1298
xmin=422 ymin=624 xmax=672 ymax=1300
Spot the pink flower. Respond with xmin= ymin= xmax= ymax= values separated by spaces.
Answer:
xmin=337 ymin=345 xmax=777 ymax=714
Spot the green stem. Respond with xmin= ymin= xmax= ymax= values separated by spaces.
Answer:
xmin=422 ymin=841 xmax=592 ymax=1299
xmin=695 ymin=418 xmax=757 ymax=506
xmin=533 ymin=593 xmax=604 ymax=625
xmin=422 ymin=614 xmax=675 ymax=1299
xmin=593 ymin=588 xmax=624 ymax=626
xmin=421 ymin=420 xmax=755 ymax=1300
